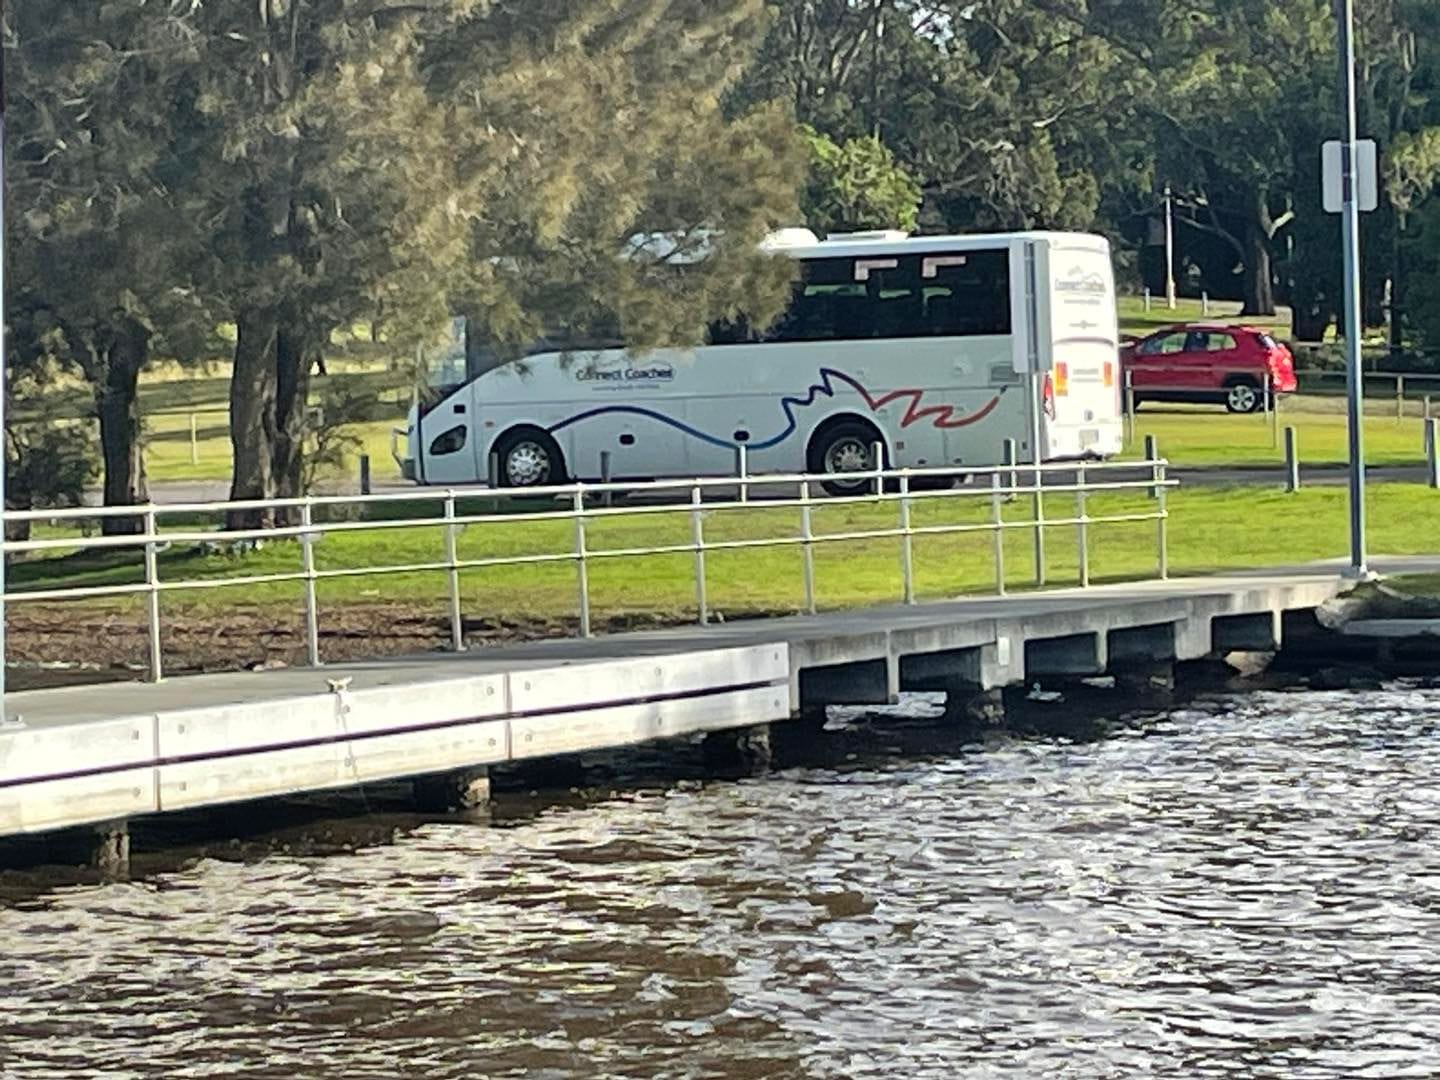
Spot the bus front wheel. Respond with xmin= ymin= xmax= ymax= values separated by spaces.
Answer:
xmin=493 ymin=427 xmax=566 ymax=489
xmin=808 ymin=419 xmax=885 ymax=497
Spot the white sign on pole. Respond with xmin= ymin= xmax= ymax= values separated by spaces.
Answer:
xmin=1322 ymin=139 xmax=1379 ymax=213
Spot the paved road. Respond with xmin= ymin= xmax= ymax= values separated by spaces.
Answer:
xmin=86 ymin=463 xmax=1432 ymax=506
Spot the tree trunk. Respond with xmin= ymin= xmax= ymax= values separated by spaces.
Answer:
xmin=94 ymin=317 xmax=151 ymax=537
xmin=1241 ymin=216 xmax=1276 ymax=317
xmin=273 ymin=317 xmax=317 ymax=516
xmin=227 ymin=308 xmax=279 ymax=530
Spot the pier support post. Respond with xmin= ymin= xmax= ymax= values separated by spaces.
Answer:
xmin=413 ymin=766 xmax=491 ymax=813
xmin=703 ymin=723 xmax=773 ymax=776
xmin=92 ymin=821 xmax=130 ymax=881
xmin=942 ymin=685 xmax=1005 ymax=728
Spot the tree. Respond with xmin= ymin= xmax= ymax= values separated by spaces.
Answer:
xmin=802 ymin=126 xmax=921 ymax=233
xmin=7 ymin=1 xmax=210 ymax=532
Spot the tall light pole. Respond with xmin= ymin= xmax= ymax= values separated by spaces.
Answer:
xmin=1163 ymin=184 xmax=1177 ymax=309
xmin=1336 ymin=0 xmax=1368 ymax=577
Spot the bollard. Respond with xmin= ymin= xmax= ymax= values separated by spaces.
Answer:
xmin=1143 ymin=288 xmax=1152 ymax=312
xmin=359 ymin=453 xmax=372 ymax=496
xmin=1428 ymin=419 xmax=1439 ymax=489
xmin=1397 ymin=374 xmax=1406 ymax=424
xmin=1284 ymin=426 xmax=1300 ymax=493
xmin=1124 ymin=369 xmax=1136 ymax=446
xmin=1201 ymin=291 xmax=1210 ymax=316
xmin=1266 ymin=373 xmax=1279 ymax=449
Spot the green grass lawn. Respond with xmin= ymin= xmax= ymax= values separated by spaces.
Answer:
xmin=1116 ymin=295 xmax=1293 ymax=340
xmin=13 ymin=484 xmax=1440 ymax=631
xmin=1125 ymin=400 xmax=1433 ymax=468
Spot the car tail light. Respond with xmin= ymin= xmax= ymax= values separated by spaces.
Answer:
xmin=1054 ymin=362 xmax=1069 ymax=397
xmin=1042 ymin=373 xmax=1057 ymax=419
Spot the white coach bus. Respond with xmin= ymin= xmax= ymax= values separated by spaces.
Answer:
xmin=400 ymin=229 xmax=1124 ymax=494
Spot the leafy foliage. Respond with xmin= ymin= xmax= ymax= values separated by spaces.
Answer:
xmin=801 ymin=126 xmax=920 ymax=233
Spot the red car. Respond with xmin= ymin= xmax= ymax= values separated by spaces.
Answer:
xmin=1120 ymin=324 xmax=1298 ymax=413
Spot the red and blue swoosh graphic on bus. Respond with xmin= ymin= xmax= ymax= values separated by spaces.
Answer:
xmin=547 ymin=367 xmax=1006 ymax=450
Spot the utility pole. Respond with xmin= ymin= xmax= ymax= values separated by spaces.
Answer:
xmin=869 ymin=0 xmax=883 ymax=138
xmin=1336 ymin=0 xmax=1368 ymax=577
xmin=1164 ymin=184 xmax=1177 ymax=309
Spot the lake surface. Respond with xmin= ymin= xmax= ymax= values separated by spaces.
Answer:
xmin=3 ymin=686 xmax=1439 ymax=1078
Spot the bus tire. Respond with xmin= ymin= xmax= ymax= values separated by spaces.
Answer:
xmin=493 ymin=426 xmax=567 ymax=489
xmin=807 ymin=418 xmax=886 ymax=497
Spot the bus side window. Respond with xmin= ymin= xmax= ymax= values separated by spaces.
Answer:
xmin=921 ymin=251 xmax=1012 ymax=336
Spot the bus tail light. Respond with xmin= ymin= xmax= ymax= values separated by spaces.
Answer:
xmin=1054 ymin=362 xmax=1069 ymax=397
xmin=1102 ymin=361 xmax=1114 ymax=388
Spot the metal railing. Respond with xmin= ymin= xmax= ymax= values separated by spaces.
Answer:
xmin=3 ymin=455 xmax=1176 ymax=683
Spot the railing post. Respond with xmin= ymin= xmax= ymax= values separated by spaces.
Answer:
xmin=444 ymin=491 xmax=465 ymax=651
xmin=872 ymin=440 xmax=885 ymax=497
xmin=989 ymin=471 xmax=1006 ymax=595
xmin=1428 ymin=419 xmax=1439 ymax=490
xmin=600 ymin=450 xmax=613 ymax=509
xmin=359 ymin=453 xmax=372 ymax=496
xmin=1076 ymin=462 xmax=1090 ymax=588
xmin=1144 ymin=433 xmax=1160 ymax=500
xmin=735 ymin=444 xmax=749 ymax=504
xmin=573 ymin=487 xmax=591 ymax=638
xmin=1031 ymin=456 xmax=1045 ymax=589
xmin=1143 ymin=287 xmax=1152 ymax=312
xmin=300 ymin=502 xmax=321 ymax=668
xmin=799 ymin=479 xmax=817 ymax=614
xmin=1397 ymin=374 xmax=1406 ymax=424
xmin=1425 ymin=394 xmax=1433 ymax=422
xmin=690 ymin=485 xmax=708 ymax=625
xmin=143 ymin=507 xmax=164 ymax=683
xmin=189 ymin=413 xmax=199 ymax=467
xmin=1284 ymin=426 xmax=1300 ymax=493
xmin=1153 ymin=441 xmax=1169 ymax=580
xmin=1002 ymin=438 xmax=1018 ymax=501
xmin=899 ymin=471 xmax=915 ymax=605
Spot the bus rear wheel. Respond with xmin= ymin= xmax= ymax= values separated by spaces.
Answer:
xmin=493 ymin=427 xmax=566 ymax=489
xmin=808 ymin=419 xmax=885 ymax=497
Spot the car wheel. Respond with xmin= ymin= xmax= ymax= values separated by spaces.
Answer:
xmin=808 ymin=420 xmax=884 ymax=497
xmin=494 ymin=428 xmax=566 ymax=488
xmin=1224 ymin=380 xmax=1262 ymax=414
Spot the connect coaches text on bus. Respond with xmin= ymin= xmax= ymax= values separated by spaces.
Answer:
xmin=400 ymin=229 xmax=1125 ymax=494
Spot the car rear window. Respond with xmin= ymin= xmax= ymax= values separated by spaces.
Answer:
xmin=1259 ymin=333 xmax=1278 ymax=349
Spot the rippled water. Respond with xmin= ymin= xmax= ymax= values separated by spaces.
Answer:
xmin=4 ymin=687 xmax=1440 ymax=1078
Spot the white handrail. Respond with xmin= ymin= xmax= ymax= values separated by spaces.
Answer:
xmin=4 ymin=457 xmax=1176 ymax=681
